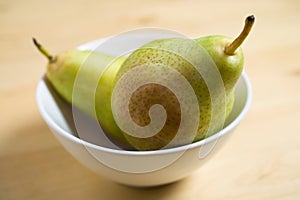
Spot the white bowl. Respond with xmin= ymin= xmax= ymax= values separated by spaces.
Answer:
xmin=36 ymin=32 xmax=252 ymax=187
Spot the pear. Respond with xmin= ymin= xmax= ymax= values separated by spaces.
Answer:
xmin=33 ymin=39 xmax=128 ymax=145
xmin=108 ymin=15 xmax=255 ymax=150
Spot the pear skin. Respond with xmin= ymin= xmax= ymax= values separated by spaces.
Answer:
xmin=111 ymin=38 xmax=225 ymax=150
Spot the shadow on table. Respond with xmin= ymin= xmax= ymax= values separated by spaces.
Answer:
xmin=88 ymin=176 xmax=188 ymax=200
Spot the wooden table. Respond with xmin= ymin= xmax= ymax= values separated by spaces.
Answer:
xmin=1 ymin=0 xmax=300 ymax=199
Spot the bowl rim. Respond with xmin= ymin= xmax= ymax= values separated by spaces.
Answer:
xmin=36 ymin=70 xmax=252 ymax=156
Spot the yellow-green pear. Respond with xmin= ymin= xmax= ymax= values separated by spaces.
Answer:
xmin=33 ymin=38 xmax=128 ymax=145
xmin=107 ymin=15 xmax=254 ymax=150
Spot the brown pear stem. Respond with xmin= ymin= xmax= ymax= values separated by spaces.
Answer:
xmin=224 ymin=15 xmax=255 ymax=55
xmin=33 ymin=38 xmax=55 ymax=62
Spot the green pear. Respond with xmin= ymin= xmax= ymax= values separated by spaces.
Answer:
xmin=106 ymin=15 xmax=254 ymax=150
xmin=33 ymin=39 xmax=128 ymax=145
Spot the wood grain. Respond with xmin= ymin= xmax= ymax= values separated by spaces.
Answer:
xmin=1 ymin=0 xmax=300 ymax=199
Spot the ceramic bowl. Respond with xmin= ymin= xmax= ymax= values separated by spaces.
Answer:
xmin=36 ymin=31 xmax=252 ymax=187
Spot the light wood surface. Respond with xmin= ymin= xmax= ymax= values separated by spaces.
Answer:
xmin=1 ymin=0 xmax=300 ymax=199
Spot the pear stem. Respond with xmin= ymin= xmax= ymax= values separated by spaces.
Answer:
xmin=224 ymin=15 xmax=255 ymax=55
xmin=33 ymin=38 xmax=55 ymax=62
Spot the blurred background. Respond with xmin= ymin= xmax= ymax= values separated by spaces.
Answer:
xmin=1 ymin=0 xmax=300 ymax=199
